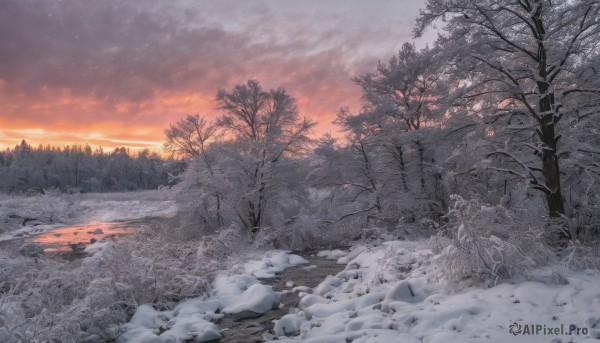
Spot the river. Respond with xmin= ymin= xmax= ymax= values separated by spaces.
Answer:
xmin=2 ymin=216 xmax=174 ymax=260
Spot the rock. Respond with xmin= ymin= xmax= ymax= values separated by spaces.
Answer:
xmin=92 ymin=228 xmax=104 ymax=235
xmin=90 ymin=238 xmax=97 ymax=244
xmin=241 ymin=326 xmax=264 ymax=335
xmin=70 ymin=243 xmax=85 ymax=252
xmin=231 ymin=310 xmax=263 ymax=321
xmin=18 ymin=242 xmax=44 ymax=258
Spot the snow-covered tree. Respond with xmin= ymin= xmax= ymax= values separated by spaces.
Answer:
xmin=317 ymin=43 xmax=453 ymax=227
xmin=214 ymin=80 xmax=315 ymax=232
xmin=170 ymin=80 xmax=315 ymax=237
xmin=0 ymin=141 xmax=172 ymax=194
xmin=416 ymin=0 xmax=600 ymax=241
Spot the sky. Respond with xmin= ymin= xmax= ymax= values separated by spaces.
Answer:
xmin=0 ymin=0 xmax=432 ymax=152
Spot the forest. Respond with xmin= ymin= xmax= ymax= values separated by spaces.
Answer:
xmin=1 ymin=0 xmax=600 ymax=342
xmin=0 ymin=141 xmax=182 ymax=193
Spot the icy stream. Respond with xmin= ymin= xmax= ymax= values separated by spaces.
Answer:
xmin=216 ymin=252 xmax=346 ymax=342
xmin=2 ymin=216 xmax=175 ymax=260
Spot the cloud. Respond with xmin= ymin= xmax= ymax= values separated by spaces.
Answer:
xmin=0 ymin=0 xmax=428 ymax=150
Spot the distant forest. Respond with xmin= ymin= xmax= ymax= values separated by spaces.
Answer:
xmin=0 ymin=140 xmax=184 ymax=194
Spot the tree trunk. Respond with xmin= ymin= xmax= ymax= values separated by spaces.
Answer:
xmin=539 ymin=120 xmax=565 ymax=217
xmin=396 ymin=144 xmax=409 ymax=193
xmin=533 ymin=6 xmax=570 ymax=242
xmin=416 ymin=140 xmax=426 ymax=193
xmin=216 ymin=193 xmax=223 ymax=228
xmin=538 ymin=94 xmax=570 ymax=240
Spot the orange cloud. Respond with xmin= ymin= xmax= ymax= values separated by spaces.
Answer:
xmin=0 ymin=0 xmax=425 ymax=152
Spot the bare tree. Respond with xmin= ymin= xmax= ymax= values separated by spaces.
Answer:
xmin=164 ymin=114 xmax=217 ymax=168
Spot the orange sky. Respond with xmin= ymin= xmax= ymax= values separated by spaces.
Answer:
xmin=0 ymin=87 xmax=362 ymax=152
xmin=0 ymin=0 xmax=432 ymax=153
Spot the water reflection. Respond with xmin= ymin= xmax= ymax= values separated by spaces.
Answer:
xmin=31 ymin=221 xmax=140 ymax=252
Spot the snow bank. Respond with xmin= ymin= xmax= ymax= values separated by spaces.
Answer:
xmin=269 ymin=240 xmax=600 ymax=343
xmin=119 ymin=251 xmax=308 ymax=342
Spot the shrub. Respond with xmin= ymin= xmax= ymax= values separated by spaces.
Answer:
xmin=430 ymin=195 xmax=548 ymax=286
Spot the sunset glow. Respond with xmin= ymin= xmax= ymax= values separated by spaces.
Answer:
xmin=0 ymin=0 xmax=432 ymax=152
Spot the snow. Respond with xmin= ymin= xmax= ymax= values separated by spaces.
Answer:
xmin=120 ymin=240 xmax=600 ymax=342
xmin=79 ymin=199 xmax=177 ymax=223
xmin=0 ymin=193 xmax=176 ymax=242
xmin=269 ymin=240 xmax=600 ymax=343
xmin=244 ymin=250 xmax=309 ymax=278
xmin=0 ymin=223 xmax=62 ymax=242
xmin=274 ymin=313 xmax=304 ymax=336
xmin=119 ymin=250 xmax=308 ymax=342
xmin=83 ymin=241 xmax=112 ymax=255
xmin=221 ymin=283 xmax=280 ymax=314
xmin=316 ymin=249 xmax=347 ymax=259
xmin=212 ymin=273 xmax=282 ymax=316
xmin=117 ymin=304 xmax=221 ymax=343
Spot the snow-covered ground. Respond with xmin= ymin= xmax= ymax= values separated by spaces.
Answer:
xmin=119 ymin=240 xmax=600 ymax=342
xmin=269 ymin=241 xmax=600 ymax=343
xmin=0 ymin=190 xmax=176 ymax=241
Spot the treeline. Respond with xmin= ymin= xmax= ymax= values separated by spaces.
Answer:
xmin=0 ymin=140 xmax=183 ymax=194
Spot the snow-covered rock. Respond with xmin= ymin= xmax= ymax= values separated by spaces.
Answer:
xmin=221 ymin=283 xmax=281 ymax=316
xmin=274 ymin=313 xmax=304 ymax=336
xmin=118 ymin=304 xmax=221 ymax=343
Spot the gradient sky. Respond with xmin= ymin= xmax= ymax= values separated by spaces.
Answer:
xmin=0 ymin=0 xmax=432 ymax=152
